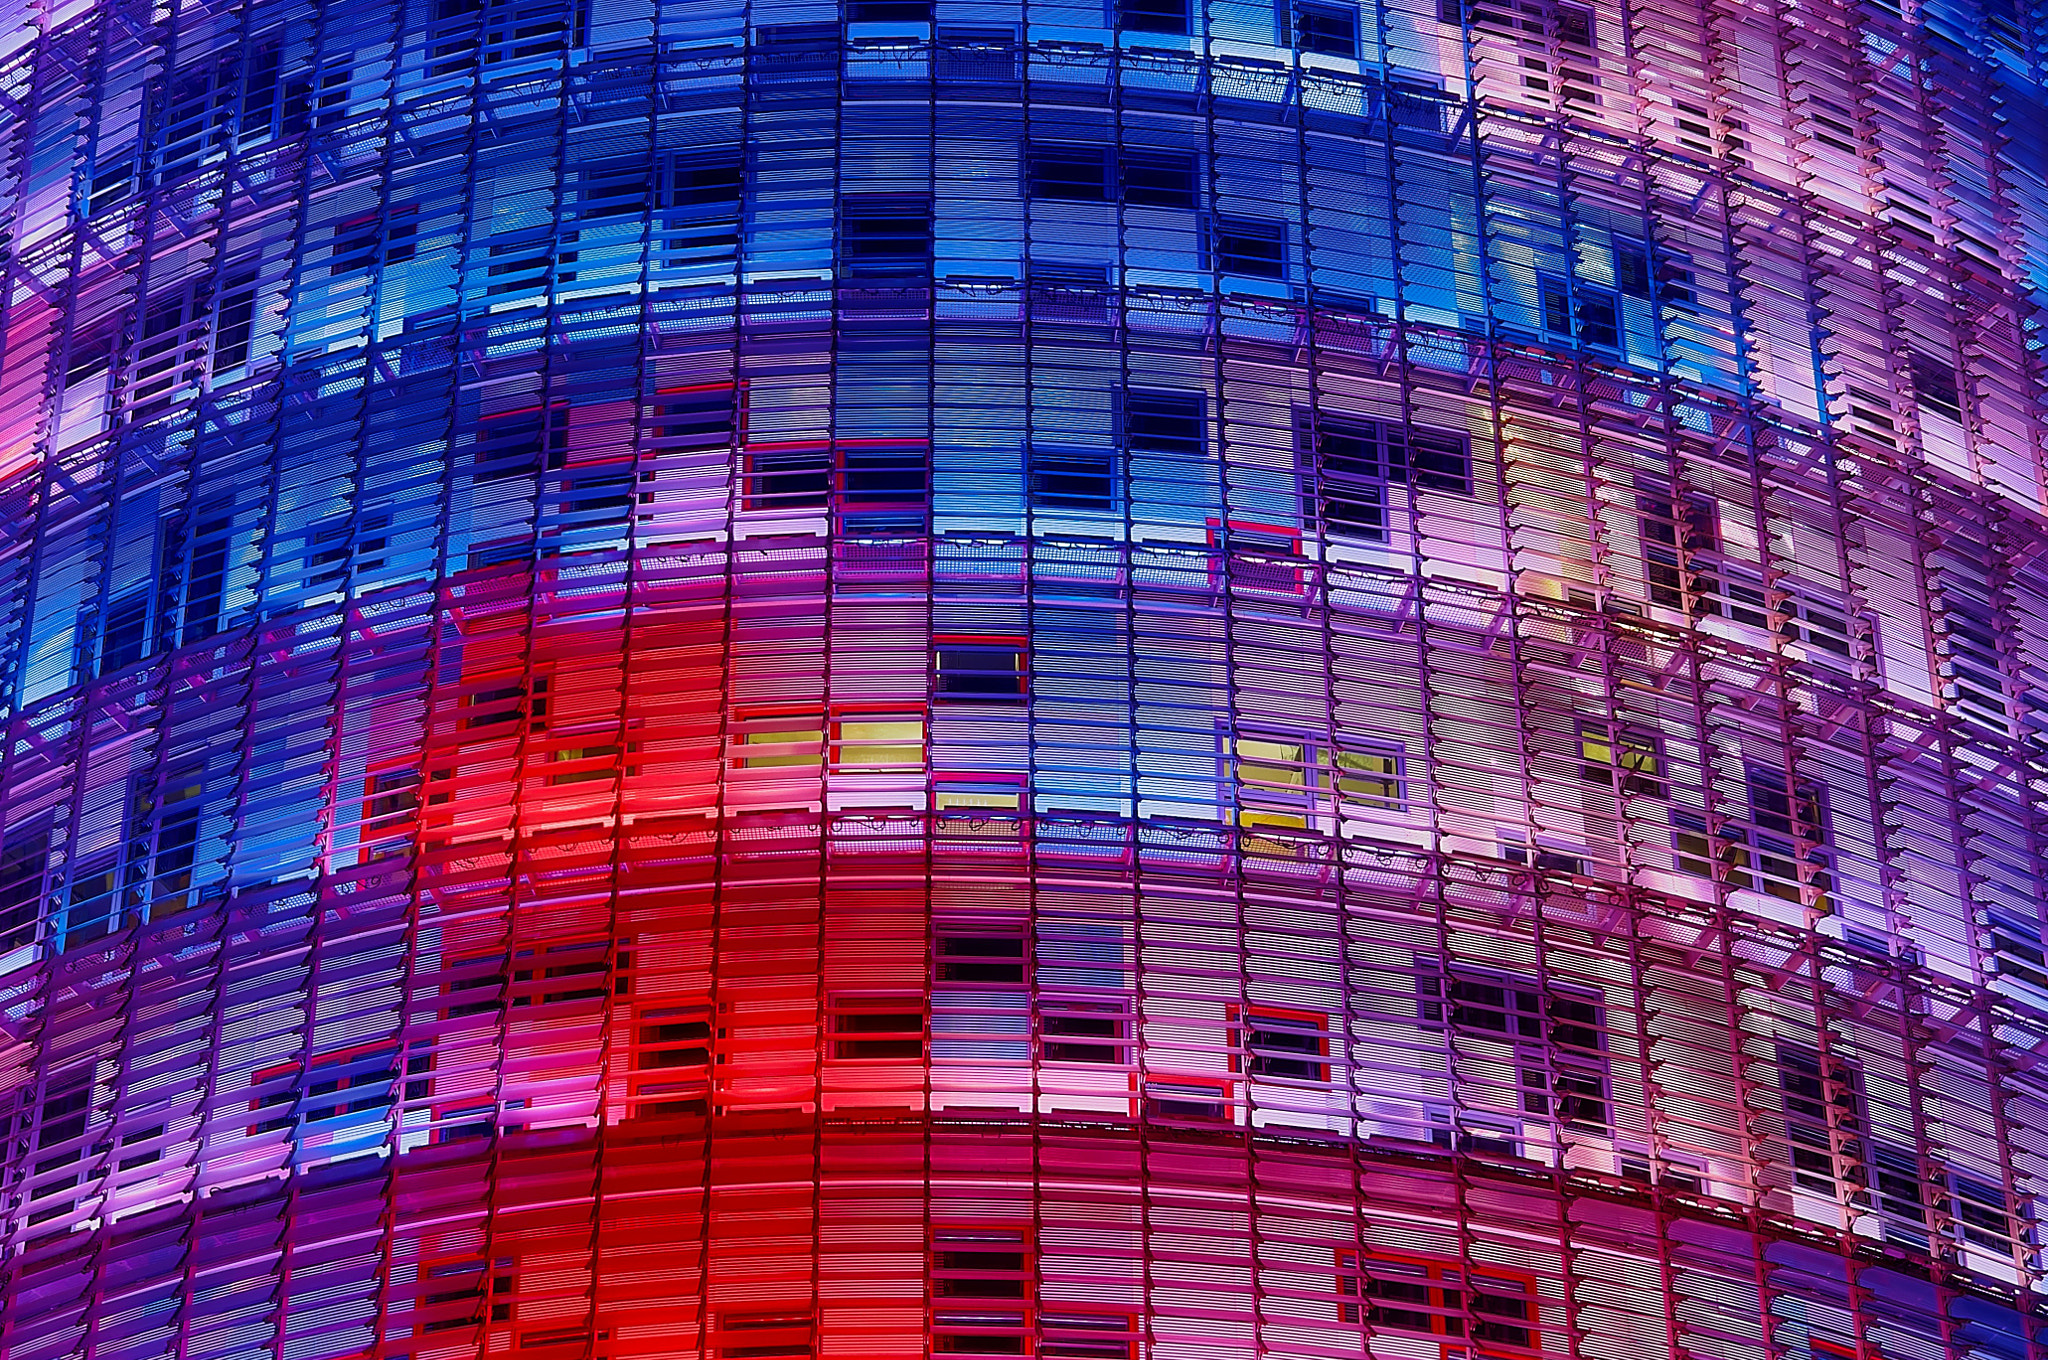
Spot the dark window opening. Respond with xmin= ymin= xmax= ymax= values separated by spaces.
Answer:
xmin=1028 ymin=262 xmax=1112 ymax=322
xmin=1293 ymin=0 xmax=1359 ymax=55
xmin=1031 ymin=448 xmax=1117 ymax=510
xmin=1247 ymin=1011 xmax=1329 ymax=1081
xmin=664 ymin=157 xmax=744 ymax=214
xmin=849 ymin=0 xmax=932 ymax=18
xmin=1614 ymin=241 xmax=1652 ymax=298
xmin=1042 ymin=1007 xmax=1126 ymax=1064
xmin=1577 ymin=290 xmax=1619 ymax=349
xmin=937 ymin=934 xmax=1027 ymax=984
xmin=1540 ymin=277 xmax=1573 ymax=336
xmin=1123 ymin=151 xmax=1199 ymax=209
xmin=1120 ymin=0 xmax=1189 ymax=34
xmin=1910 ymin=351 xmax=1963 ymax=421
xmin=936 ymin=642 xmax=1027 ymax=701
xmin=745 ymin=448 xmax=831 ymax=510
xmin=831 ymin=1001 xmax=925 ymax=1060
xmin=842 ymin=196 xmax=932 ymax=279
xmin=1125 ymin=390 xmax=1205 ymax=459
xmin=1028 ymin=144 xmax=1111 ymax=202
xmin=1215 ymin=217 xmax=1286 ymax=279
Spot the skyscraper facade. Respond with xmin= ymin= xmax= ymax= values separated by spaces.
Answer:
xmin=2 ymin=0 xmax=2047 ymax=1356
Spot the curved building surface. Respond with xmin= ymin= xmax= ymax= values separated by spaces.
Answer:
xmin=3 ymin=0 xmax=2048 ymax=1357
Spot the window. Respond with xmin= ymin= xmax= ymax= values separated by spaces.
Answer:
xmin=732 ymin=712 xmax=824 ymax=770
xmin=936 ymin=639 xmax=1027 ymax=701
xmin=1124 ymin=390 xmax=1205 ymax=459
xmin=1122 ymin=151 xmax=1199 ymax=209
xmin=1246 ymin=1008 xmax=1330 ymax=1082
xmin=1237 ymin=735 xmax=1312 ymax=830
xmin=481 ymin=0 xmax=578 ymax=63
xmin=1948 ymin=1171 xmax=2018 ymax=1255
xmin=1040 ymin=1313 xmax=1138 ymax=1360
xmin=1335 ymin=744 xmax=1404 ymax=809
xmin=1578 ymin=723 xmax=1665 ymax=798
xmin=1776 ymin=1042 xmax=1864 ymax=1201
xmin=841 ymin=445 xmax=929 ymax=524
xmin=580 ymin=159 xmax=648 ymax=220
xmin=936 ymin=932 xmax=1027 ymax=984
xmin=1212 ymin=521 xmax=1307 ymax=596
xmin=1144 ymin=1077 xmax=1231 ymax=1122
xmin=1636 ymin=486 xmax=1718 ymax=611
xmin=650 ymin=383 xmax=739 ymax=451
xmin=1303 ymin=414 xmax=1475 ymax=541
xmin=849 ymin=0 xmax=931 ymax=18
xmin=841 ymin=196 xmax=931 ymax=279
xmin=1031 ymin=447 xmax=1117 ymax=510
xmin=1577 ymin=288 xmax=1620 ymax=349
xmin=472 ymin=402 xmax=568 ymax=483
xmin=1028 ymin=143 xmax=1111 ymax=201
xmin=1346 ymin=1252 xmax=1536 ymax=1351
xmin=931 ymin=1228 xmax=1030 ymax=1357
xmin=743 ymin=447 xmax=830 ymax=510
xmin=1119 ymin=0 xmax=1188 ymax=34
xmin=716 ymin=1311 xmax=814 ymax=1360
xmin=1041 ymin=1001 xmax=1128 ymax=1064
xmin=1214 ymin=216 xmax=1286 ymax=280
xmin=1292 ymin=0 xmax=1358 ymax=54
xmin=1910 ymin=351 xmax=1963 ymax=421
xmin=330 ymin=205 xmax=418 ymax=276
xmin=663 ymin=156 xmax=744 ymax=214
xmin=830 ymin=998 xmax=924 ymax=1060
xmin=833 ymin=713 xmax=924 ymax=770
xmin=1675 ymin=766 xmax=1831 ymax=905
xmin=1614 ymin=241 xmax=1652 ymax=298
xmin=1431 ymin=971 xmax=1610 ymax=1132
xmin=1539 ymin=276 xmax=1574 ymax=337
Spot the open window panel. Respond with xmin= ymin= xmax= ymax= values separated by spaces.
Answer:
xmin=828 ymin=994 xmax=926 ymax=1062
xmin=1675 ymin=765 xmax=1834 ymax=911
xmin=1339 ymin=1248 xmax=1539 ymax=1354
xmin=1207 ymin=517 xmax=1308 ymax=597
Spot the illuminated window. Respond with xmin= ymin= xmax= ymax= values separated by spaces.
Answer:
xmin=935 ymin=779 xmax=1024 ymax=813
xmin=834 ymin=713 xmax=924 ymax=770
xmin=1578 ymin=723 xmax=1665 ymax=798
xmin=1335 ymin=744 xmax=1404 ymax=809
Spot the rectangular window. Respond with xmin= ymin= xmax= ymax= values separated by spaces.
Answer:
xmin=841 ymin=445 xmax=929 ymax=508
xmin=1122 ymin=150 xmax=1199 ymax=209
xmin=1215 ymin=216 xmax=1287 ymax=279
xmin=1910 ymin=351 xmax=1963 ymax=421
xmin=1124 ymin=390 xmax=1205 ymax=459
xmin=849 ymin=0 xmax=931 ymax=18
xmin=1614 ymin=241 xmax=1652 ymax=298
xmin=1777 ymin=1042 xmax=1864 ymax=1200
xmin=936 ymin=932 xmax=1028 ymax=986
xmin=663 ymin=156 xmax=744 ymax=214
xmin=330 ymin=205 xmax=418 ymax=277
xmin=1041 ymin=1001 xmax=1129 ymax=1064
xmin=931 ymin=1228 xmax=1030 ymax=1357
xmin=1031 ymin=447 xmax=1118 ymax=510
xmin=833 ymin=713 xmax=924 ymax=770
xmin=1577 ymin=289 xmax=1620 ymax=349
xmin=1352 ymin=1253 xmax=1536 ymax=1351
xmin=1303 ymin=414 xmax=1474 ymax=540
xmin=1636 ymin=486 xmax=1718 ymax=612
xmin=1292 ymin=0 xmax=1358 ymax=54
xmin=1028 ymin=143 xmax=1111 ymax=201
xmin=1335 ymin=744 xmax=1404 ymax=809
xmin=580 ymin=159 xmax=649 ymax=220
xmin=841 ymin=196 xmax=932 ymax=279
xmin=830 ymin=998 xmax=925 ymax=1060
xmin=1436 ymin=971 xmax=1609 ymax=1132
xmin=1119 ymin=0 xmax=1189 ymax=34
xmin=1245 ymin=1008 xmax=1330 ymax=1082
xmin=1040 ymin=1313 xmax=1137 ymax=1360
xmin=732 ymin=712 xmax=825 ymax=770
xmin=744 ymin=446 xmax=832 ymax=510
xmin=650 ymin=383 xmax=740 ymax=451
xmin=1578 ymin=723 xmax=1665 ymax=798
xmin=935 ymin=639 xmax=1027 ymax=701
xmin=1539 ymin=276 xmax=1573 ymax=336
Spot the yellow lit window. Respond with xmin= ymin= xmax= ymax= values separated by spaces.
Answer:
xmin=835 ymin=715 xmax=924 ymax=770
xmin=1237 ymin=737 xmax=1308 ymax=790
xmin=935 ymin=783 xmax=1022 ymax=812
xmin=1579 ymin=725 xmax=1663 ymax=796
xmin=1335 ymin=748 xmax=1402 ymax=808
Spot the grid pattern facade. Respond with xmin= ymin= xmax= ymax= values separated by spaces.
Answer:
xmin=2 ymin=0 xmax=2048 ymax=1355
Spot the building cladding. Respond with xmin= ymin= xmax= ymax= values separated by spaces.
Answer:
xmin=4 ymin=0 xmax=2048 ymax=1351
